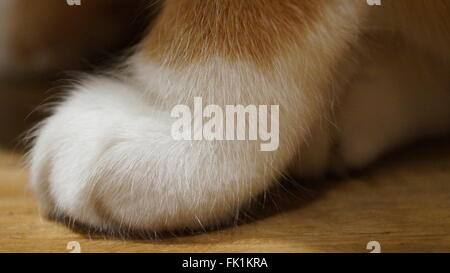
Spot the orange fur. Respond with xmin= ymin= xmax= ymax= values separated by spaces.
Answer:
xmin=2 ymin=0 xmax=448 ymax=234
xmin=141 ymin=0 xmax=325 ymax=68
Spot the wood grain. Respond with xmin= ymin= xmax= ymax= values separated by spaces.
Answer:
xmin=0 ymin=141 xmax=449 ymax=253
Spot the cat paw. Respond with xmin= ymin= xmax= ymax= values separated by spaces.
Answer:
xmin=29 ymin=76 xmax=278 ymax=234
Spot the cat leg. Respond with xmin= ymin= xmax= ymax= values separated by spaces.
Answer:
xmin=30 ymin=0 xmax=367 ymax=232
xmin=337 ymin=46 xmax=450 ymax=169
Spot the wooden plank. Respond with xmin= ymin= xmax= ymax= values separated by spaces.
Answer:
xmin=0 ymin=141 xmax=449 ymax=253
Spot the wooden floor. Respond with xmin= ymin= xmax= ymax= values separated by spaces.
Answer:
xmin=1 ymin=142 xmax=449 ymax=253
xmin=0 ymin=79 xmax=449 ymax=253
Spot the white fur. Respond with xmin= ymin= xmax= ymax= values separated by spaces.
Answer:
xmin=28 ymin=1 xmax=449 ymax=234
xmin=30 ymin=62 xmax=291 ymax=232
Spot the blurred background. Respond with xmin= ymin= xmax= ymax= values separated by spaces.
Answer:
xmin=0 ymin=0 xmax=151 ymax=151
xmin=0 ymin=0 xmax=449 ymax=252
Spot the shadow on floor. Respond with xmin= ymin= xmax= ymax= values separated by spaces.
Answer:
xmin=1 ymin=76 xmax=449 ymax=241
xmin=47 ymin=138 xmax=450 ymax=242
